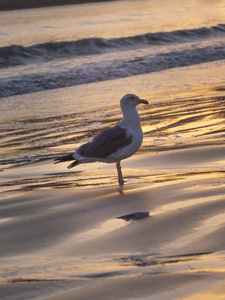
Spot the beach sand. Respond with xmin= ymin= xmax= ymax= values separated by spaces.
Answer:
xmin=1 ymin=148 xmax=225 ymax=300
xmin=1 ymin=61 xmax=225 ymax=299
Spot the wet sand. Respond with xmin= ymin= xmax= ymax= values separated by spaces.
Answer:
xmin=1 ymin=145 xmax=225 ymax=300
xmin=1 ymin=61 xmax=225 ymax=299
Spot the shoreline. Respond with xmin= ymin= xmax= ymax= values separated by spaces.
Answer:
xmin=1 ymin=144 xmax=225 ymax=195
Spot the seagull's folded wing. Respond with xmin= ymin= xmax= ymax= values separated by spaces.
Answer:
xmin=77 ymin=125 xmax=132 ymax=159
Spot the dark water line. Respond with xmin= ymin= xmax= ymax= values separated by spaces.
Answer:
xmin=0 ymin=0 xmax=116 ymax=11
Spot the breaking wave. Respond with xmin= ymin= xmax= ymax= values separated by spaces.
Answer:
xmin=1 ymin=24 xmax=225 ymax=68
xmin=1 ymin=43 xmax=225 ymax=98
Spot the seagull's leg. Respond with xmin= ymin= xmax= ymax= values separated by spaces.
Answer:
xmin=116 ymin=161 xmax=124 ymax=186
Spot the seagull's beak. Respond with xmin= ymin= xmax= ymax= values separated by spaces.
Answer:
xmin=138 ymin=99 xmax=149 ymax=105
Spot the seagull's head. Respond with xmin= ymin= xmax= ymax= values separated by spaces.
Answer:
xmin=120 ymin=94 xmax=149 ymax=108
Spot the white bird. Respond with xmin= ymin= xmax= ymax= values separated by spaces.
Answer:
xmin=54 ymin=94 xmax=148 ymax=186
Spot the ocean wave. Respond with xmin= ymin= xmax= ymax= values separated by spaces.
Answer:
xmin=0 ymin=24 xmax=225 ymax=68
xmin=1 ymin=43 xmax=225 ymax=98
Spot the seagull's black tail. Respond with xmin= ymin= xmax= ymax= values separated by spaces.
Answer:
xmin=54 ymin=153 xmax=74 ymax=164
xmin=54 ymin=153 xmax=78 ymax=166
xmin=67 ymin=161 xmax=79 ymax=169
xmin=54 ymin=154 xmax=79 ymax=169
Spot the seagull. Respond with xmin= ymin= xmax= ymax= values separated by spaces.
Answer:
xmin=54 ymin=94 xmax=148 ymax=186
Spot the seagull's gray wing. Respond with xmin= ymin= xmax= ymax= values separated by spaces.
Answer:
xmin=77 ymin=125 xmax=132 ymax=159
